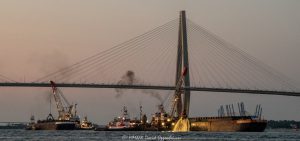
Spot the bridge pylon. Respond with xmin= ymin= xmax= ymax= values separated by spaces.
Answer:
xmin=174 ymin=10 xmax=191 ymax=117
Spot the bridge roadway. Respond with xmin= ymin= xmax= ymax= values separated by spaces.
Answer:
xmin=0 ymin=82 xmax=299 ymax=97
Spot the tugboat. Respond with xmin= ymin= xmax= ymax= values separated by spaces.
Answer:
xmin=148 ymin=104 xmax=175 ymax=131
xmin=25 ymin=115 xmax=36 ymax=130
xmin=79 ymin=116 xmax=95 ymax=130
xmin=106 ymin=106 xmax=139 ymax=131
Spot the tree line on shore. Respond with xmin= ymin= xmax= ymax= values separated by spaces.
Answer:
xmin=267 ymin=120 xmax=300 ymax=129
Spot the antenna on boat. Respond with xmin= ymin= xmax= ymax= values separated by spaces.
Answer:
xmin=139 ymin=102 xmax=142 ymax=121
xmin=75 ymin=103 xmax=78 ymax=116
xmin=49 ymin=94 xmax=52 ymax=114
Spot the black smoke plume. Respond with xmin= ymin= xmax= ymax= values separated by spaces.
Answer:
xmin=115 ymin=70 xmax=163 ymax=102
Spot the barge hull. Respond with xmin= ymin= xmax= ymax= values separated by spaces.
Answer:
xmin=190 ymin=116 xmax=267 ymax=132
xmin=28 ymin=121 xmax=76 ymax=130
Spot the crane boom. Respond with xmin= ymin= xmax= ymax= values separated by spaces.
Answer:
xmin=49 ymin=80 xmax=75 ymax=120
xmin=170 ymin=67 xmax=187 ymax=118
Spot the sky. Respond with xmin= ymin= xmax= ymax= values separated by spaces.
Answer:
xmin=0 ymin=0 xmax=300 ymax=124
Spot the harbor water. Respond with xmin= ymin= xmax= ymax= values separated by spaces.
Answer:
xmin=0 ymin=129 xmax=299 ymax=141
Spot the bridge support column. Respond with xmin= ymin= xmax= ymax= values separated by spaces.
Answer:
xmin=175 ymin=10 xmax=191 ymax=117
xmin=180 ymin=11 xmax=191 ymax=117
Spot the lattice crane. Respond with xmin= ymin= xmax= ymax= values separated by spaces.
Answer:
xmin=170 ymin=67 xmax=188 ymax=119
xmin=50 ymin=80 xmax=78 ymax=121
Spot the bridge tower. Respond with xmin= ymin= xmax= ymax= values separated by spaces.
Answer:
xmin=175 ymin=10 xmax=191 ymax=117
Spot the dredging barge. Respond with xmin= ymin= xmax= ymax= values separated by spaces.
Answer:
xmin=189 ymin=102 xmax=267 ymax=132
xmin=189 ymin=116 xmax=267 ymax=132
xmin=26 ymin=81 xmax=94 ymax=130
xmin=26 ymin=114 xmax=77 ymax=130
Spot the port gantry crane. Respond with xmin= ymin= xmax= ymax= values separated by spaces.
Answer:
xmin=49 ymin=80 xmax=79 ymax=121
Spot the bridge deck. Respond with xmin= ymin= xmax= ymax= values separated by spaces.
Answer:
xmin=0 ymin=82 xmax=299 ymax=97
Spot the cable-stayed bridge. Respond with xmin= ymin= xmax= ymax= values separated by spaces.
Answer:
xmin=0 ymin=11 xmax=299 ymax=115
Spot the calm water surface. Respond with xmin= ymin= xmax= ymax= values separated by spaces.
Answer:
xmin=0 ymin=129 xmax=299 ymax=141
